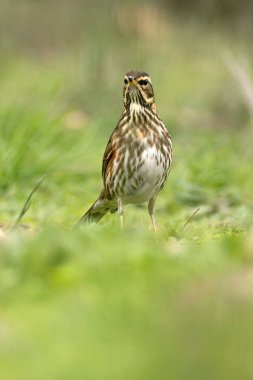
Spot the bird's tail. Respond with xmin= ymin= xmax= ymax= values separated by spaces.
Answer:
xmin=77 ymin=197 xmax=113 ymax=225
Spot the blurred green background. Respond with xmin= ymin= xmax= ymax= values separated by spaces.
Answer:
xmin=1 ymin=1 xmax=253 ymax=379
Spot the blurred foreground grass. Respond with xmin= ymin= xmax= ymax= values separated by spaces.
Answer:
xmin=1 ymin=226 xmax=253 ymax=380
xmin=1 ymin=1 xmax=253 ymax=379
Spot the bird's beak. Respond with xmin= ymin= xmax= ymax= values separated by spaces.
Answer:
xmin=128 ymin=76 xmax=136 ymax=86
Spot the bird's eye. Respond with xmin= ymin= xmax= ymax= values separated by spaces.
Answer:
xmin=124 ymin=78 xmax=128 ymax=84
xmin=139 ymin=80 xmax=148 ymax=86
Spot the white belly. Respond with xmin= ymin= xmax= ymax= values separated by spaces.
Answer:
xmin=123 ymin=146 xmax=167 ymax=204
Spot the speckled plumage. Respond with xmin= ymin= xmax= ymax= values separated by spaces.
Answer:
xmin=78 ymin=70 xmax=172 ymax=230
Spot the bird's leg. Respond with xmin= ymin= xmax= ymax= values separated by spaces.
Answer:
xmin=148 ymin=197 xmax=157 ymax=232
xmin=118 ymin=198 xmax=124 ymax=229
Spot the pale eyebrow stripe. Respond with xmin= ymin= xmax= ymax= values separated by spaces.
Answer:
xmin=137 ymin=76 xmax=151 ymax=83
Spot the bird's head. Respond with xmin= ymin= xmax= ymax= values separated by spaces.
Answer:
xmin=123 ymin=70 xmax=156 ymax=112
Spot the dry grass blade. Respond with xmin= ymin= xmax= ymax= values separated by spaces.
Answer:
xmin=12 ymin=176 xmax=46 ymax=229
xmin=224 ymin=53 xmax=253 ymax=117
xmin=181 ymin=208 xmax=200 ymax=231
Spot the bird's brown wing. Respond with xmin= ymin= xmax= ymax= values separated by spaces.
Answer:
xmin=102 ymin=113 xmax=126 ymax=185
xmin=102 ymin=137 xmax=114 ymax=183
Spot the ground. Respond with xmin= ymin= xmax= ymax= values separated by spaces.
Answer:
xmin=0 ymin=4 xmax=253 ymax=379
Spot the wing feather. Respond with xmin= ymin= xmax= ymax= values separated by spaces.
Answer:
xmin=102 ymin=112 xmax=126 ymax=184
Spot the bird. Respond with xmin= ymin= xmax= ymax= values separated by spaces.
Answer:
xmin=78 ymin=70 xmax=172 ymax=231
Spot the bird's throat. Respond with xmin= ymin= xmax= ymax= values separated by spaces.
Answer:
xmin=129 ymin=102 xmax=144 ymax=114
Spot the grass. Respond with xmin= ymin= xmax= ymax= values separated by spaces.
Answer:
xmin=1 ymin=2 xmax=253 ymax=378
